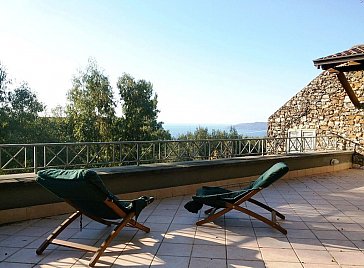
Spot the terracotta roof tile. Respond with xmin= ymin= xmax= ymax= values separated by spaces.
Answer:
xmin=313 ymin=44 xmax=364 ymax=69
xmin=316 ymin=44 xmax=364 ymax=61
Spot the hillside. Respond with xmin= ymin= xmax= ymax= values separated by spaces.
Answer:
xmin=233 ymin=122 xmax=267 ymax=137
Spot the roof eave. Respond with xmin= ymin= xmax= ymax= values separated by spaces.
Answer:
xmin=313 ymin=54 xmax=364 ymax=69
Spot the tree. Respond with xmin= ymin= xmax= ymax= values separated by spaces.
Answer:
xmin=0 ymin=63 xmax=11 ymax=143
xmin=116 ymin=73 xmax=171 ymax=141
xmin=6 ymin=83 xmax=45 ymax=143
xmin=37 ymin=105 xmax=70 ymax=143
xmin=66 ymin=59 xmax=116 ymax=142
xmin=0 ymin=63 xmax=10 ymax=104
xmin=0 ymin=63 xmax=45 ymax=143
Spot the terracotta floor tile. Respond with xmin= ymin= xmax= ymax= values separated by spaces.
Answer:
xmin=0 ymin=235 xmax=37 ymax=248
xmin=286 ymin=229 xmax=316 ymax=239
xmin=312 ymin=230 xmax=348 ymax=240
xmin=38 ymin=249 xmax=85 ymax=266
xmin=226 ymin=234 xmax=259 ymax=248
xmin=156 ymin=242 xmax=192 ymax=257
xmin=294 ymin=249 xmax=335 ymax=264
xmin=253 ymin=227 xmax=286 ymax=238
xmin=256 ymin=236 xmax=291 ymax=249
xmin=146 ymin=215 xmax=174 ymax=224
xmin=227 ymin=259 xmax=265 ymax=268
xmin=151 ymin=255 xmax=190 ymax=268
xmin=0 ymin=246 xmax=20 ymax=261
xmin=288 ymin=238 xmax=326 ymax=251
xmin=264 ymin=261 xmax=303 ymax=268
xmin=0 ymin=263 xmax=33 ymax=268
xmin=5 ymin=248 xmax=47 ymax=264
xmin=191 ymin=244 xmax=226 ymax=259
xmin=329 ymin=250 xmax=364 ymax=266
xmin=189 ymin=257 xmax=226 ymax=268
xmin=341 ymin=230 xmax=364 ymax=241
xmin=320 ymin=239 xmax=358 ymax=251
xmin=113 ymin=252 xmax=154 ymax=267
xmin=301 ymin=264 xmax=340 ymax=268
xmin=260 ymin=247 xmax=299 ymax=262
xmin=227 ymin=245 xmax=262 ymax=261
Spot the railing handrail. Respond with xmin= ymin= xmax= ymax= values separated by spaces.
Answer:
xmin=0 ymin=135 xmax=355 ymax=174
xmin=329 ymin=131 xmax=362 ymax=146
xmin=0 ymin=137 xmax=291 ymax=147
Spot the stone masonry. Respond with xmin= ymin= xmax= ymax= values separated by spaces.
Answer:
xmin=268 ymin=70 xmax=364 ymax=147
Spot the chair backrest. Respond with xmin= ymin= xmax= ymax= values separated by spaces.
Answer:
xmin=248 ymin=162 xmax=289 ymax=190
xmin=36 ymin=169 xmax=123 ymax=219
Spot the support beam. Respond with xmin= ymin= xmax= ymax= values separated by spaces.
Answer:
xmin=328 ymin=69 xmax=364 ymax=109
xmin=334 ymin=63 xmax=364 ymax=72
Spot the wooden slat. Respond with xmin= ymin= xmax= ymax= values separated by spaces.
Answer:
xmin=36 ymin=211 xmax=81 ymax=255
xmin=89 ymin=213 xmax=134 ymax=266
xmin=52 ymin=239 xmax=98 ymax=252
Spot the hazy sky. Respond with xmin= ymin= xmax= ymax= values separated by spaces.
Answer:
xmin=1 ymin=0 xmax=363 ymax=124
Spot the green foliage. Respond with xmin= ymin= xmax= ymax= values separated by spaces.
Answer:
xmin=9 ymin=83 xmax=44 ymax=119
xmin=117 ymin=73 xmax=171 ymax=141
xmin=0 ymin=63 xmax=10 ymax=104
xmin=0 ymin=63 xmax=45 ymax=143
xmin=178 ymin=126 xmax=243 ymax=140
xmin=0 ymin=63 xmax=10 ymax=143
xmin=7 ymin=83 xmax=45 ymax=143
xmin=66 ymin=59 xmax=116 ymax=142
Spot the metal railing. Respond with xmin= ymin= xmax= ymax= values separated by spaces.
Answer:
xmin=0 ymin=136 xmax=356 ymax=174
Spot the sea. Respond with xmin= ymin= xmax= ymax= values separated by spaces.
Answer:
xmin=163 ymin=123 xmax=267 ymax=138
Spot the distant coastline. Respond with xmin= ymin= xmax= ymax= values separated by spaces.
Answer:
xmin=163 ymin=122 xmax=267 ymax=138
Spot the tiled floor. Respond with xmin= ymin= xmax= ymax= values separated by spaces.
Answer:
xmin=1 ymin=168 xmax=364 ymax=267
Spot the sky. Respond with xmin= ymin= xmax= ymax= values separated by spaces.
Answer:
xmin=1 ymin=0 xmax=364 ymax=125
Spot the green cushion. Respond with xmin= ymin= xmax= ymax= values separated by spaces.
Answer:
xmin=188 ymin=162 xmax=289 ymax=210
xmin=247 ymin=162 xmax=289 ymax=190
xmin=193 ymin=186 xmax=250 ymax=208
xmin=36 ymin=169 xmax=152 ymax=220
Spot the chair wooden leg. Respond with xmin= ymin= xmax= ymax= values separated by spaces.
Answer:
xmin=129 ymin=219 xmax=150 ymax=233
xmin=233 ymin=205 xmax=287 ymax=235
xmin=196 ymin=207 xmax=232 ymax=226
xmin=36 ymin=211 xmax=81 ymax=255
xmin=248 ymin=198 xmax=285 ymax=219
xmin=89 ymin=213 xmax=134 ymax=267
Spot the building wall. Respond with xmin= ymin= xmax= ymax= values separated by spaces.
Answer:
xmin=268 ymin=70 xmax=364 ymax=146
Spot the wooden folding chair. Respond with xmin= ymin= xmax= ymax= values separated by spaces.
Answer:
xmin=184 ymin=162 xmax=289 ymax=235
xmin=36 ymin=169 xmax=154 ymax=267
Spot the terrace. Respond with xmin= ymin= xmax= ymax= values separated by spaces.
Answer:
xmin=1 ymin=168 xmax=364 ymax=267
xmin=0 ymin=136 xmax=363 ymax=267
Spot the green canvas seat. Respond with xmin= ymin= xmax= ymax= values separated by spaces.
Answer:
xmin=36 ymin=169 xmax=154 ymax=267
xmin=185 ymin=162 xmax=289 ymax=234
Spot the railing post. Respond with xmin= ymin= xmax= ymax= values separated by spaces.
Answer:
xmin=158 ymin=142 xmax=161 ymax=161
xmin=66 ymin=145 xmax=69 ymax=167
xmin=136 ymin=143 xmax=140 ymax=166
xmin=33 ymin=146 xmax=37 ymax=174
xmin=152 ymin=143 xmax=156 ymax=162
xmin=86 ymin=145 xmax=89 ymax=166
xmin=43 ymin=145 xmax=46 ymax=169
xmin=24 ymin=146 xmax=27 ymax=169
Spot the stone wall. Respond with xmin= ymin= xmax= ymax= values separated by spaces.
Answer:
xmin=268 ymin=70 xmax=364 ymax=146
